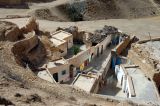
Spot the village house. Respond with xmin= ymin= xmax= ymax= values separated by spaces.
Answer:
xmin=115 ymin=64 xmax=158 ymax=99
xmin=115 ymin=65 xmax=136 ymax=98
xmin=38 ymin=29 xmax=113 ymax=83
xmin=72 ymin=73 xmax=100 ymax=93
xmin=51 ymin=30 xmax=73 ymax=49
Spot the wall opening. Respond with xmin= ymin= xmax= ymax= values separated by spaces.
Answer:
xmin=53 ymin=73 xmax=58 ymax=82
xmin=101 ymin=45 xmax=103 ymax=54
xmin=70 ymin=65 xmax=74 ymax=78
xmin=91 ymin=53 xmax=94 ymax=60
xmin=97 ymin=47 xmax=99 ymax=57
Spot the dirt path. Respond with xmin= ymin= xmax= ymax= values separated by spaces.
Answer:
xmin=3 ymin=16 xmax=160 ymax=40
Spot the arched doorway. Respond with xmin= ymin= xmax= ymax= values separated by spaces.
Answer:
xmin=53 ymin=73 xmax=58 ymax=82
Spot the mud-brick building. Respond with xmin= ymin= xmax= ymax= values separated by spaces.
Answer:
xmin=42 ymin=30 xmax=111 ymax=83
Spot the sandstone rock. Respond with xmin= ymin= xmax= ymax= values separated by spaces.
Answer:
xmin=21 ymin=17 xmax=39 ymax=34
xmin=0 ymin=21 xmax=22 ymax=42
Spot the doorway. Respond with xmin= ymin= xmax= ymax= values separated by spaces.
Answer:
xmin=97 ymin=47 xmax=99 ymax=57
xmin=101 ymin=45 xmax=103 ymax=54
xmin=53 ymin=73 xmax=58 ymax=82
xmin=91 ymin=53 xmax=94 ymax=60
xmin=70 ymin=65 xmax=74 ymax=78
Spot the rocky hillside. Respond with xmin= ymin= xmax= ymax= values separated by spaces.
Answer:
xmin=66 ymin=0 xmax=160 ymax=21
xmin=28 ymin=0 xmax=160 ymax=21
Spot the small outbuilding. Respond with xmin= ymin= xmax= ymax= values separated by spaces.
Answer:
xmin=51 ymin=30 xmax=73 ymax=49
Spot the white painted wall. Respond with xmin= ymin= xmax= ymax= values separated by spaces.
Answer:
xmin=58 ymin=69 xmax=70 ymax=82
xmin=38 ymin=70 xmax=55 ymax=83
xmin=115 ymin=65 xmax=125 ymax=84
xmin=66 ymin=37 xmax=73 ymax=49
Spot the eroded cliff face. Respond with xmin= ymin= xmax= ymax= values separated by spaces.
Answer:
xmin=6 ymin=18 xmax=47 ymax=68
xmin=0 ymin=21 xmax=23 ymax=42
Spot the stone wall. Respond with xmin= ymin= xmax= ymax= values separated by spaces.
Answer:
xmin=114 ymin=36 xmax=131 ymax=55
xmin=67 ymin=35 xmax=111 ymax=67
xmin=67 ymin=48 xmax=91 ymax=67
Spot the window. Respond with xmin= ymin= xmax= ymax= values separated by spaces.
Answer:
xmin=62 ymin=70 xmax=66 ymax=75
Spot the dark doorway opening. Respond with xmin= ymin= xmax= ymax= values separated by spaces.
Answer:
xmin=91 ymin=53 xmax=94 ymax=60
xmin=121 ymin=76 xmax=123 ymax=86
xmin=70 ymin=65 xmax=74 ymax=78
xmin=101 ymin=45 xmax=103 ymax=54
xmin=97 ymin=47 xmax=99 ymax=57
xmin=53 ymin=73 xmax=58 ymax=82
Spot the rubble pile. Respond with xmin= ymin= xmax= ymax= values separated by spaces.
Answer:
xmin=88 ymin=26 xmax=119 ymax=43
xmin=31 ymin=8 xmax=62 ymax=21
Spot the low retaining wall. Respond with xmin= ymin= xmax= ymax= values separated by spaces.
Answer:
xmin=67 ymin=48 xmax=90 ymax=67
xmin=99 ymin=53 xmax=112 ymax=80
xmin=138 ymin=37 xmax=160 ymax=44
xmin=128 ymin=50 xmax=160 ymax=100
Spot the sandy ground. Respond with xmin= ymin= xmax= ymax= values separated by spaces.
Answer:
xmin=0 ymin=0 xmax=160 ymax=40
xmin=141 ymin=41 xmax=160 ymax=61
xmin=2 ymin=16 xmax=160 ymax=40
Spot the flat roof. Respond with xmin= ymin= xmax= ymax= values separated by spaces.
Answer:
xmin=50 ymin=38 xmax=66 ymax=46
xmin=47 ymin=58 xmax=68 ymax=68
xmin=125 ymin=67 xmax=158 ymax=101
xmin=73 ymin=74 xmax=97 ymax=92
xmin=52 ymin=30 xmax=72 ymax=40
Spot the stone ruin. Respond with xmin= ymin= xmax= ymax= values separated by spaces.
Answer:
xmin=6 ymin=17 xmax=47 ymax=70
xmin=87 ymin=26 xmax=120 ymax=44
